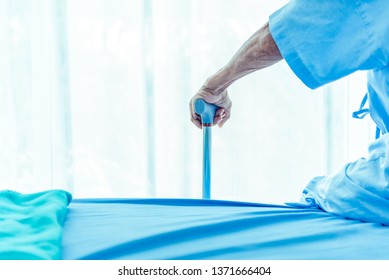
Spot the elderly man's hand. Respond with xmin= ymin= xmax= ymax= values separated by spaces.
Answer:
xmin=189 ymin=86 xmax=232 ymax=129
xmin=189 ymin=22 xmax=282 ymax=129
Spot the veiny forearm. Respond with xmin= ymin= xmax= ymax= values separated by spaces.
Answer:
xmin=202 ymin=22 xmax=283 ymax=94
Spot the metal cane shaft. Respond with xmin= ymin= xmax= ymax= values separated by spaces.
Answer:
xmin=194 ymin=99 xmax=218 ymax=200
xmin=203 ymin=126 xmax=211 ymax=199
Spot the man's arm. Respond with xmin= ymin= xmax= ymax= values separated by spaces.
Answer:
xmin=190 ymin=22 xmax=283 ymax=128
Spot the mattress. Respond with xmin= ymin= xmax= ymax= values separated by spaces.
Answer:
xmin=61 ymin=198 xmax=389 ymax=260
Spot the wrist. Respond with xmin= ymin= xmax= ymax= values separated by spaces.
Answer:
xmin=203 ymin=68 xmax=232 ymax=95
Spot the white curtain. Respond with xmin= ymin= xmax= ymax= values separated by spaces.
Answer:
xmin=0 ymin=0 xmax=376 ymax=203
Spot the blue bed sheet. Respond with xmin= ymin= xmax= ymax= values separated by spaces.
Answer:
xmin=61 ymin=198 xmax=389 ymax=260
xmin=0 ymin=190 xmax=72 ymax=260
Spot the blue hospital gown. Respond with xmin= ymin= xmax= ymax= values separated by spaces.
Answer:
xmin=269 ymin=0 xmax=389 ymax=225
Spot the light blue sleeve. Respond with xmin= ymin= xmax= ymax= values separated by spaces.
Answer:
xmin=269 ymin=0 xmax=388 ymax=89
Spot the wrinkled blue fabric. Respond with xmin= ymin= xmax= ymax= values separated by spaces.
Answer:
xmin=301 ymin=134 xmax=389 ymax=225
xmin=0 ymin=190 xmax=72 ymax=260
xmin=270 ymin=0 xmax=389 ymax=225
xmin=62 ymin=199 xmax=389 ymax=260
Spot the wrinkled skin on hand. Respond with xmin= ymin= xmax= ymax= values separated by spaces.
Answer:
xmin=189 ymin=22 xmax=282 ymax=129
xmin=189 ymin=87 xmax=232 ymax=129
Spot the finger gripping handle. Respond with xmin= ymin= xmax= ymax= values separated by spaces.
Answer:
xmin=194 ymin=99 xmax=218 ymax=125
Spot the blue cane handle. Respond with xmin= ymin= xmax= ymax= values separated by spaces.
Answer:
xmin=194 ymin=99 xmax=218 ymax=126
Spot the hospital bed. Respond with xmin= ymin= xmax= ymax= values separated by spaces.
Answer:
xmin=60 ymin=198 xmax=389 ymax=260
xmin=1 ymin=189 xmax=389 ymax=260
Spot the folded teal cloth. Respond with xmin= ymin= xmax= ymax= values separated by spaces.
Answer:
xmin=0 ymin=189 xmax=72 ymax=260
